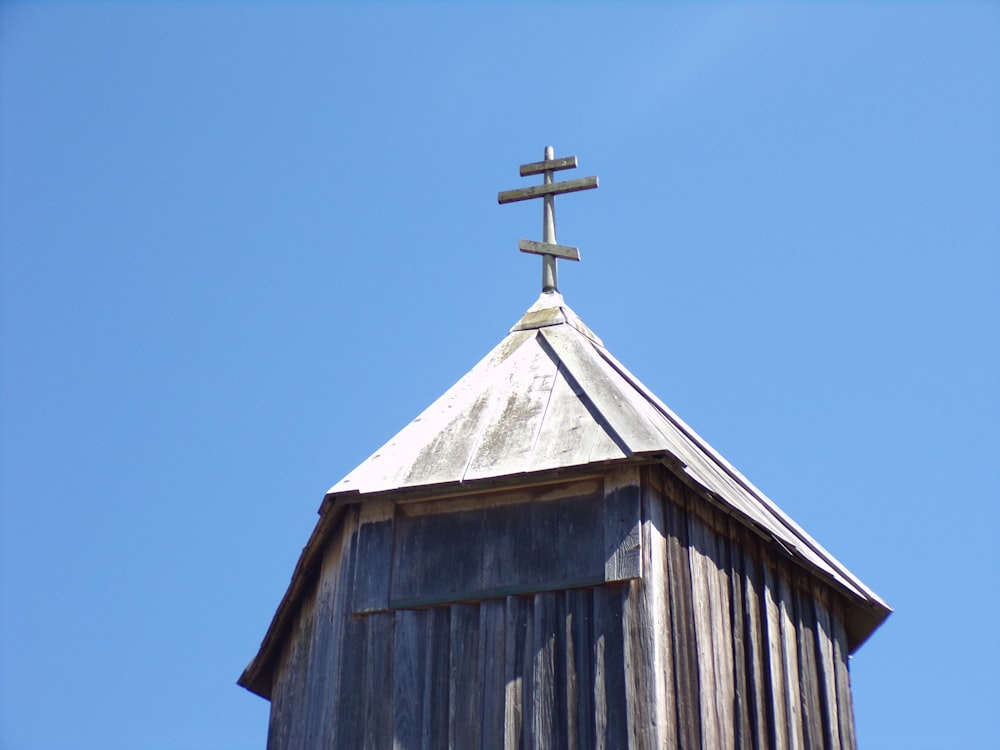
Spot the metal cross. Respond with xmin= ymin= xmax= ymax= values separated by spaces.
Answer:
xmin=498 ymin=146 xmax=599 ymax=292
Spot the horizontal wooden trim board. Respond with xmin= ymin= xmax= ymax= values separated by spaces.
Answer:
xmin=351 ymin=478 xmax=641 ymax=614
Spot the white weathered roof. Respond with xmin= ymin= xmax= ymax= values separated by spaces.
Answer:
xmin=327 ymin=291 xmax=889 ymax=618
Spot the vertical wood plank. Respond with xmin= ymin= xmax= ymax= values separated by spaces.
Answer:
xmin=393 ymin=609 xmax=426 ymax=750
xmin=334 ymin=613 xmax=367 ymax=749
xmin=332 ymin=514 xmax=367 ymax=750
xmin=778 ymin=574 xmax=805 ymax=750
xmin=604 ymin=468 xmax=642 ymax=581
xmin=504 ymin=596 xmax=529 ymax=750
xmin=553 ymin=593 xmax=571 ymax=749
xmin=567 ymin=588 xmax=595 ymax=750
xmin=480 ymin=598 xmax=507 ymax=750
xmin=363 ymin=613 xmax=395 ymax=750
xmin=813 ymin=595 xmax=842 ymax=750
xmin=593 ymin=584 xmax=628 ymax=750
xmin=423 ymin=606 xmax=451 ymax=750
xmin=741 ymin=538 xmax=770 ymax=750
xmin=353 ymin=500 xmax=394 ymax=613
xmin=708 ymin=518 xmax=736 ymax=750
xmin=317 ymin=524 xmax=355 ymax=749
xmin=268 ymin=595 xmax=316 ymax=750
xmin=531 ymin=591 xmax=558 ymax=750
xmin=687 ymin=513 xmax=722 ymax=750
xmin=727 ymin=526 xmax=752 ymax=750
xmin=762 ymin=563 xmax=788 ymax=750
xmin=621 ymin=479 xmax=675 ymax=749
xmin=449 ymin=603 xmax=481 ymax=750
xmin=664 ymin=487 xmax=702 ymax=750
xmin=795 ymin=587 xmax=824 ymax=750
xmin=832 ymin=611 xmax=857 ymax=750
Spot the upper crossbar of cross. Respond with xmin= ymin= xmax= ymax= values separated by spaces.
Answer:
xmin=498 ymin=146 xmax=599 ymax=292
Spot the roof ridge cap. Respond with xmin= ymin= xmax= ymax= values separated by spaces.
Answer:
xmin=510 ymin=292 xmax=604 ymax=347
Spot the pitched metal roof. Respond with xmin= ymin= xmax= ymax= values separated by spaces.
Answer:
xmin=327 ymin=290 xmax=889 ymax=627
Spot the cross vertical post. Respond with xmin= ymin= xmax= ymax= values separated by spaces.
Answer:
xmin=541 ymin=146 xmax=557 ymax=291
xmin=498 ymin=146 xmax=599 ymax=293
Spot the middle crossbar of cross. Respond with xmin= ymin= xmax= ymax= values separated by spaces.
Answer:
xmin=498 ymin=146 xmax=599 ymax=292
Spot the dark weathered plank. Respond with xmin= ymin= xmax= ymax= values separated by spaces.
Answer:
xmin=362 ymin=613 xmax=394 ymax=750
xmin=554 ymin=593 xmax=572 ymax=749
xmin=391 ymin=507 xmax=484 ymax=606
xmin=504 ymin=596 xmax=529 ymax=749
xmin=333 ymin=613 xmax=367 ymax=749
xmin=795 ymin=586 xmax=823 ymax=750
xmin=394 ymin=492 xmax=608 ymax=609
xmin=314 ymin=531 xmax=353 ymax=749
xmin=352 ymin=501 xmax=394 ymax=614
xmin=832 ymin=610 xmax=857 ymax=750
xmin=604 ymin=472 xmax=642 ymax=581
xmin=728 ymin=528 xmax=752 ymax=750
xmin=740 ymin=537 xmax=770 ymax=750
xmin=559 ymin=490 xmax=606 ymax=585
xmin=708 ymin=520 xmax=736 ymax=750
xmin=687 ymin=512 xmax=722 ymax=750
xmin=593 ymin=584 xmax=628 ymax=750
xmin=567 ymin=588 xmax=595 ymax=750
xmin=480 ymin=599 xmax=507 ymax=749
xmin=449 ymin=603 xmax=481 ymax=749
xmin=393 ymin=609 xmax=426 ymax=749
xmin=663 ymin=488 xmax=702 ymax=750
xmin=762 ymin=563 xmax=788 ymax=750
xmin=813 ymin=595 xmax=842 ymax=750
xmin=625 ymin=480 xmax=675 ymax=748
xmin=269 ymin=592 xmax=317 ymax=750
xmin=423 ymin=606 xmax=451 ymax=750
xmin=530 ymin=592 xmax=558 ymax=749
xmin=778 ymin=574 xmax=805 ymax=750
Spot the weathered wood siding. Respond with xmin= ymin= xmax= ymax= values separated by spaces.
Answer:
xmin=266 ymin=465 xmax=860 ymax=750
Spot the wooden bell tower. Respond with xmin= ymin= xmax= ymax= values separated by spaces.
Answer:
xmin=239 ymin=148 xmax=889 ymax=749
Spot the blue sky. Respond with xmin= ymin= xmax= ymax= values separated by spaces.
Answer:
xmin=1 ymin=3 xmax=997 ymax=749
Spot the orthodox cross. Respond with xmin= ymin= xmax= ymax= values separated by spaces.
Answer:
xmin=498 ymin=146 xmax=599 ymax=292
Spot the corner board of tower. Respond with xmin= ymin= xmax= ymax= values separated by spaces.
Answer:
xmin=239 ymin=146 xmax=890 ymax=750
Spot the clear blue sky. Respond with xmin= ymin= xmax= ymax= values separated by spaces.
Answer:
xmin=1 ymin=3 xmax=997 ymax=749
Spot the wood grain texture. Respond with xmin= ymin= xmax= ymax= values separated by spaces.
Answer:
xmin=813 ymin=596 xmax=842 ymax=750
xmin=479 ymin=599 xmax=507 ymax=749
xmin=263 ymin=466 xmax=868 ymax=750
xmin=832 ymin=611 xmax=857 ymax=750
xmin=591 ymin=584 xmax=625 ymax=750
xmin=795 ymin=586 xmax=823 ymax=750
xmin=687 ymin=512 xmax=722 ymax=750
xmin=363 ymin=613 xmax=394 ymax=750
xmin=449 ymin=603 xmax=481 ymax=750
xmin=728 ymin=527 xmax=752 ymax=750
xmin=315 ymin=527 xmax=353 ymax=749
xmin=604 ymin=483 xmax=642 ymax=582
xmin=423 ymin=607 xmax=451 ymax=750
xmin=392 ymin=609 xmax=425 ymax=750
xmin=663 ymin=486 xmax=702 ymax=750
xmin=763 ymin=562 xmax=789 ymax=750
xmin=529 ymin=592 xmax=558 ymax=749
xmin=567 ymin=589 xmax=595 ymax=750
xmin=391 ymin=488 xmax=612 ymax=610
xmin=740 ymin=537 xmax=770 ymax=750
xmin=504 ymin=596 xmax=529 ymax=750
xmin=778 ymin=574 xmax=805 ymax=750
